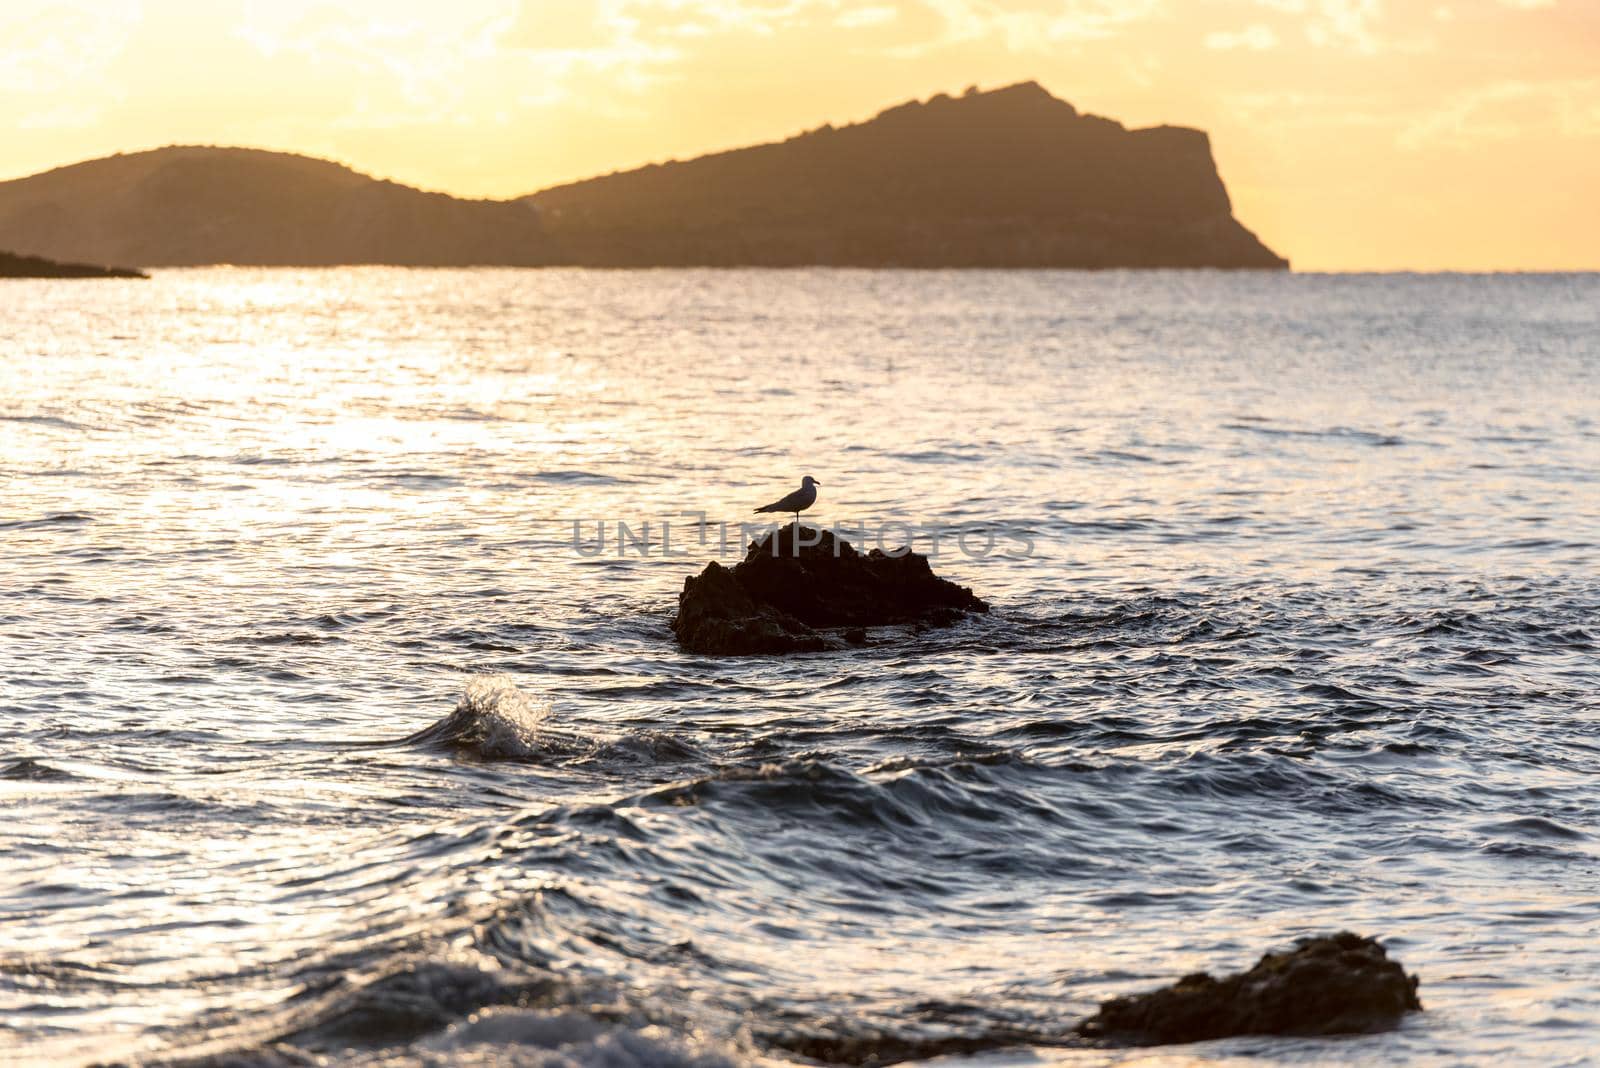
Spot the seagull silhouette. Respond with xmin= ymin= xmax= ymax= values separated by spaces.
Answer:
xmin=754 ymin=476 xmax=821 ymax=527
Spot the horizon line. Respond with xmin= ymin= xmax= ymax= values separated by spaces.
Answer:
xmin=59 ymin=264 xmax=1600 ymax=276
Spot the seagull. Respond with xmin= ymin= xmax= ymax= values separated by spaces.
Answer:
xmin=754 ymin=475 xmax=821 ymax=526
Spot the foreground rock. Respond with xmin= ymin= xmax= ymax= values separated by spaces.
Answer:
xmin=1076 ymin=932 xmax=1421 ymax=1046
xmin=0 ymin=249 xmax=145 ymax=278
xmin=672 ymin=525 xmax=988 ymax=655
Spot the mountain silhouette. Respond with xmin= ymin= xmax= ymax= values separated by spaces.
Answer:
xmin=530 ymin=82 xmax=1286 ymax=269
xmin=0 ymin=83 xmax=1286 ymax=270
xmin=0 ymin=147 xmax=547 ymax=268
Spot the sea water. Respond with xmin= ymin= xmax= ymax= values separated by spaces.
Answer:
xmin=2 ymin=269 xmax=1597 ymax=1065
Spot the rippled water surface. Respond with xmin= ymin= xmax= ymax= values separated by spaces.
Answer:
xmin=3 ymin=269 xmax=1598 ymax=1066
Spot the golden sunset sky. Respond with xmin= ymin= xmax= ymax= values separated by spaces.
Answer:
xmin=3 ymin=0 xmax=1596 ymax=270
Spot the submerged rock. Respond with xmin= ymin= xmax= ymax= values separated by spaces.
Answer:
xmin=672 ymin=525 xmax=988 ymax=655
xmin=1076 ymin=932 xmax=1421 ymax=1045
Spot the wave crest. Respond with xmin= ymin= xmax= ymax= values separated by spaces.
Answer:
xmin=403 ymin=675 xmax=551 ymax=759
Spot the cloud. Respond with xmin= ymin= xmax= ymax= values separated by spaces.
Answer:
xmin=1303 ymin=0 xmax=1383 ymax=53
xmin=1400 ymin=77 xmax=1600 ymax=149
xmin=980 ymin=0 xmax=1162 ymax=45
xmin=502 ymin=0 xmax=622 ymax=50
xmin=1221 ymin=88 xmax=1399 ymax=133
xmin=836 ymin=5 xmax=899 ymax=28
xmin=489 ymin=0 xmax=1162 ymax=82
xmin=0 ymin=2 xmax=140 ymax=97
xmin=1206 ymin=23 xmax=1279 ymax=49
xmin=498 ymin=1 xmax=943 ymax=67
xmin=884 ymin=0 xmax=1161 ymax=57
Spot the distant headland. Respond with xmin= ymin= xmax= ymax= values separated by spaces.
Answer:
xmin=0 ymin=249 xmax=146 ymax=279
xmin=0 ymin=82 xmax=1287 ymax=271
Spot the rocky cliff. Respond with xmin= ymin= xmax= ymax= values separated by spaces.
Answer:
xmin=528 ymin=82 xmax=1287 ymax=269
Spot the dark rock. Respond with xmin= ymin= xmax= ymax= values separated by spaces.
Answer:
xmin=672 ymin=525 xmax=988 ymax=656
xmin=1076 ymin=932 xmax=1421 ymax=1046
xmin=671 ymin=560 xmax=834 ymax=656
xmin=0 ymin=249 xmax=145 ymax=278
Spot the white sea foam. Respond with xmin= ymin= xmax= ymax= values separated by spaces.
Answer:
xmin=454 ymin=674 xmax=551 ymax=759
xmin=411 ymin=1008 xmax=741 ymax=1067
